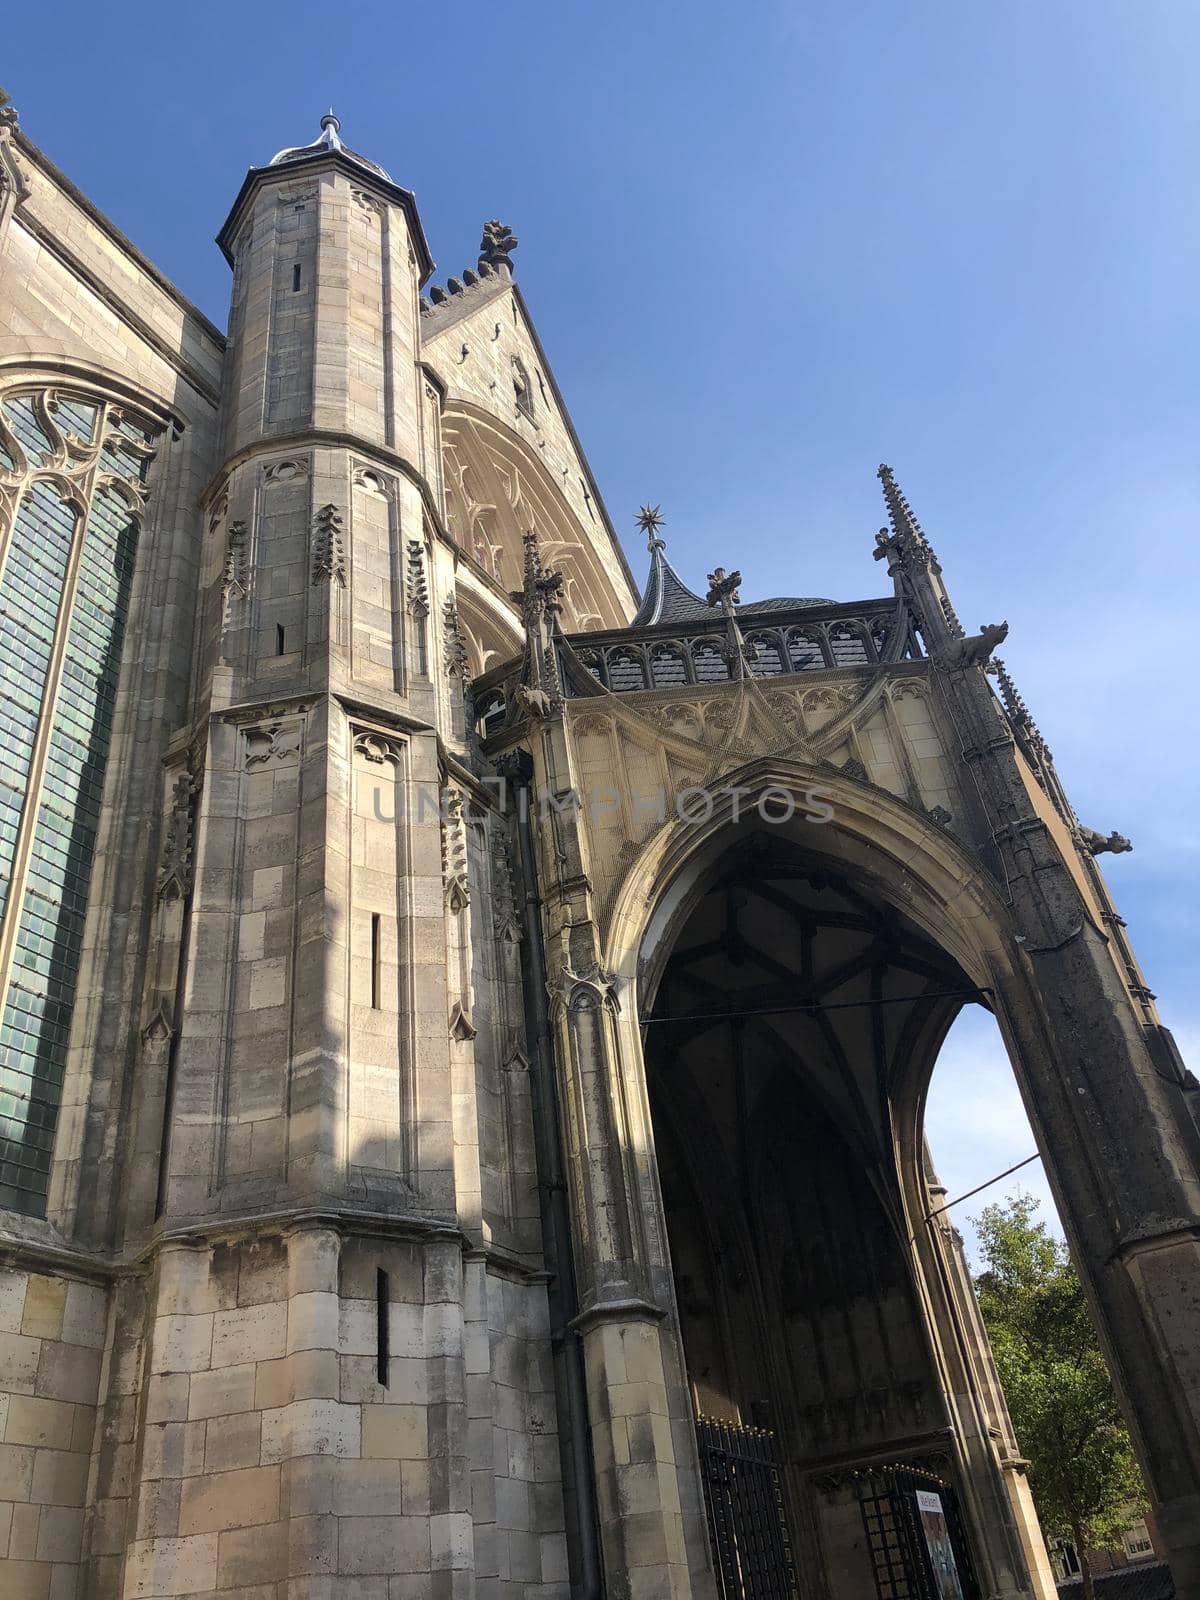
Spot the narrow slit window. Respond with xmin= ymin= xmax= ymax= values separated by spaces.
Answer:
xmin=413 ymin=615 xmax=429 ymax=677
xmin=276 ymin=623 xmax=286 ymax=655
xmin=370 ymin=913 xmax=382 ymax=1008
xmin=292 ymin=263 xmax=302 ymax=292
xmin=376 ymin=1268 xmax=390 ymax=1386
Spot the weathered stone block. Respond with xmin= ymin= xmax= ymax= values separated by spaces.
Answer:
xmin=29 ymin=1451 xmax=89 ymax=1508
xmin=261 ymin=1398 xmax=361 ymax=1462
xmin=21 ymin=1279 xmax=66 ymax=1342
xmin=151 ymin=1315 xmax=213 ymax=1376
xmin=178 ymin=1464 xmax=281 ymax=1535
xmin=33 ymin=1344 xmax=101 ymax=1407
xmin=0 ymin=1559 xmax=51 ymax=1599
xmin=124 ymin=1532 xmax=220 ymax=1597
xmin=338 ymin=1514 xmax=431 ymax=1576
xmin=33 ymin=1505 xmax=83 ymax=1564
xmin=0 ymin=1333 xmax=42 ymax=1395
xmin=211 ymin=1302 xmax=287 ymax=1368
xmin=4 ymin=1397 xmax=75 ymax=1451
xmin=202 ymin=1410 xmax=261 ymax=1473
xmin=188 ymin=1364 xmax=257 ymax=1421
xmin=360 ymin=1404 xmax=427 ymax=1461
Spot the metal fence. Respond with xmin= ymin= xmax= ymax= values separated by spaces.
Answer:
xmin=696 ymin=1416 xmax=800 ymax=1600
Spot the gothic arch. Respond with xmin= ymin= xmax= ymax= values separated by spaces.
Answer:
xmin=441 ymin=400 xmax=630 ymax=632
xmin=588 ymin=764 xmax=1061 ymax=1597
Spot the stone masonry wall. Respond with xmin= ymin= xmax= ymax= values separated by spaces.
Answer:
xmin=0 ymin=1227 xmax=572 ymax=1599
xmin=0 ymin=1262 xmax=108 ymax=1598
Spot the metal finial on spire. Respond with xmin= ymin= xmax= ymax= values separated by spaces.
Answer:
xmin=321 ymin=108 xmax=340 ymax=131
xmin=636 ymin=504 xmax=666 ymax=551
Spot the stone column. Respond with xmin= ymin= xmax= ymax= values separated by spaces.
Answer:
xmin=878 ymin=462 xmax=1200 ymax=1590
xmin=524 ymin=706 xmax=713 ymax=1599
xmin=913 ymin=1167 xmax=1055 ymax=1600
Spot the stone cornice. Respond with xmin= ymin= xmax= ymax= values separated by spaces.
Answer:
xmin=0 ymin=1204 xmax=549 ymax=1284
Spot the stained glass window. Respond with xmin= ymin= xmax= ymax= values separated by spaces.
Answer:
xmin=0 ymin=388 xmax=155 ymax=1215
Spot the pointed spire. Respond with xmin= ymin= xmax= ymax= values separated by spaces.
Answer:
xmin=629 ymin=505 xmax=710 ymax=627
xmin=873 ymin=463 xmax=968 ymax=647
xmin=877 ymin=463 xmax=941 ymax=573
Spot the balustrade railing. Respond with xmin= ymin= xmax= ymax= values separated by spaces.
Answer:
xmin=472 ymin=597 xmax=921 ymax=741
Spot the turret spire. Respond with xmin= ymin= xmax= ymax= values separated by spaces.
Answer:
xmin=267 ymin=110 xmax=393 ymax=182
xmin=629 ymin=504 xmax=710 ymax=627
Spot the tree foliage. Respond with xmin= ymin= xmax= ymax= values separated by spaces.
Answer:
xmin=972 ymin=1196 xmax=1147 ymax=1584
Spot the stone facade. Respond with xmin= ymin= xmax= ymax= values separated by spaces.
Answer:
xmin=0 ymin=91 xmax=1196 ymax=1600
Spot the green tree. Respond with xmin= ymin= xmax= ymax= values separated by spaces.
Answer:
xmin=972 ymin=1195 xmax=1147 ymax=1600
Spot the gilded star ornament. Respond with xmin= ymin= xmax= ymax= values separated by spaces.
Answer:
xmin=636 ymin=504 xmax=665 ymax=538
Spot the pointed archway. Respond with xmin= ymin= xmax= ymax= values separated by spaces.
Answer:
xmin=634 ymin=825 xmax=1036 ymax=1599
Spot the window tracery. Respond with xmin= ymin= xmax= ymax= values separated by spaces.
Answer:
xmin=0 ymin=383 xmax=158 ymax=1214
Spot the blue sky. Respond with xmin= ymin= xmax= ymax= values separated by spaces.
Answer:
xmin=8 ymin=0 xmax=1197 ymax=1259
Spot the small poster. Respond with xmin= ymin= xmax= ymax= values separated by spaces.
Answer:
xmin=915 ymin=1490 xmax=964 ymax=1600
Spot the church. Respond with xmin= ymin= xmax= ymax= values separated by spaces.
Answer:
xmin=1 ymin=94 xmax=1199 ymax=1600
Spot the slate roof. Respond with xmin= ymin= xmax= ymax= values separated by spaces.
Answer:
xmin=629 ymin=540 xmax=831 ymax=629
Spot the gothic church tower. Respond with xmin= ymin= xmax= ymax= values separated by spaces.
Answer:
xmin=0 ymin=107 xmax=634 ymax=1600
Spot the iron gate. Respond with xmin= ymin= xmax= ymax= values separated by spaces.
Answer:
xmin=696 ymin=1416 xmax=800 ymax=1599
xmin=855 ymin=1465 xmax=979 ymax=1600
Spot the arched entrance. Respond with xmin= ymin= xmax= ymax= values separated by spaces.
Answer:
xmin=637 ymin=825 xmax=1029 ymax=1600
xmin=519 ymin=694 xmax=1200 ymax=1600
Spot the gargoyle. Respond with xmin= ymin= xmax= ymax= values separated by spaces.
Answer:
xmin=1079 ymin=827 xmax=1133 ymax=857
xmin=944 ymin=621 xmax=1008 ymax=669
xmin=517 ymin=683 xmax=553 ymax=718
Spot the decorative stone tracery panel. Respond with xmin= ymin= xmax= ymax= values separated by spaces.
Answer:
xmin=0 ymin=383 xmax=160 ymax=1216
